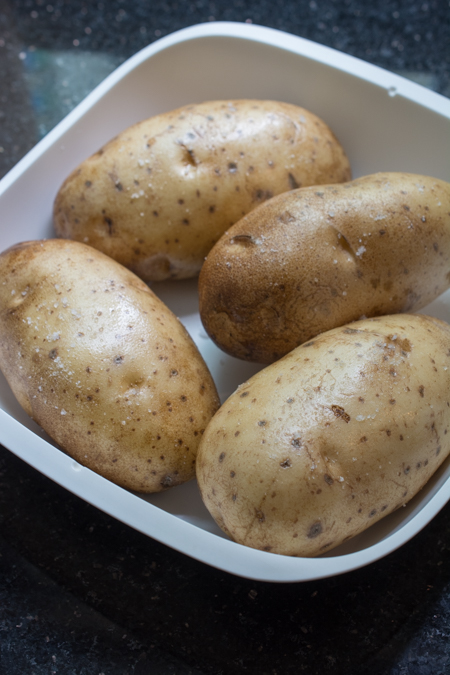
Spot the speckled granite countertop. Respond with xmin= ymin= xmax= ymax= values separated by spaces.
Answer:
xmin=0 ymin=2 xmax=449 ymax=673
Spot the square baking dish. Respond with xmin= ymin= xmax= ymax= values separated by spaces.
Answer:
xmin=1 ymin=22 xmax=449 ymax=582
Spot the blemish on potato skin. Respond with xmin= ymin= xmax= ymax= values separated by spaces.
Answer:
xmin=255 ymin=509 xmax=265 ymax=523
xmin=307 ymin=521 xmax=323 ymax=538
xmin=288 ymin=173 xmax=300 ymax=190
xmin=331 ymin=404 xmax=350 ymax=422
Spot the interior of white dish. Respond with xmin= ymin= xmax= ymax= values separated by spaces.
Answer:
xmin=0 ymin=23 xmax=449 ymax=582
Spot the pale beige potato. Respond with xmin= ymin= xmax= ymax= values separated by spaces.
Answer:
xmin=53 ymin=100 xmax=351 ymax=281
xmin=199 ymin=172 xmax=450 ymax=363
xmin=196 ymin=314 xmax=450 ymax=557
xmin=0 ymin=239 xmax=220 ymax=492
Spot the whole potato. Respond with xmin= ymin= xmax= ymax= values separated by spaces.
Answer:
xmin=53 ymin=100 xmax=351 ymax=281
xmin=196 ymin=314 xmax=450 ymax=557
xmin=199 ymin=172 xmax=450 ymax=363
xmin=0 ymin=239 xmax=220 ymax=492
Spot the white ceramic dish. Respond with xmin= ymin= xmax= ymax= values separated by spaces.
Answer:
xmin=1 ymin=22 xmax=450 ymax=583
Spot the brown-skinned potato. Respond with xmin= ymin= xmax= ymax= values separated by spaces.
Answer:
xmin=196 ymin=314 xmax=450 ymax=557
xmin=199 ymin=172 xmax=450 ymax=364
xmin=53 ymin=99 xmax=351 ymax=281
xmin=0 ymin=239 xmax=220 ymax=492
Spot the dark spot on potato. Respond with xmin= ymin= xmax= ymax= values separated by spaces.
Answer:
xmin=258 ymin=420 xmax=266 ymax=427
xmin=288 ymin=173 xmax=300 ymax=189
xmin=209 ymin=205 xmax=216 ymax=213
xmin=291 ymin=437 xmax=302 ymax=447
xmin=360 ymin=436 xmax=367 ymax=443
xmin=280 ymin=458 xmax=292 ymax=468
xmin=286 ymin=398 xmax=294 ymax=404
xmin=379 ymin=229 xmax=386 ymax=235
xmin=160 ymin=475 xmax=173 ymax=488
xmin=240 ymin=391 xmax=249 ymax=398
xmin=389 ymin=399 xmax=396 ymax=405
xmin=303 ymin=341 xmax=315 ymax=348
xmin=114 ymin=355 xmax=124 ymax=364
xmin=219 ymin=452 xmax=225 ymax=462
xmin=234 ymin=431 xmax=240 ymax=437
xmin=399 ymin=338 xmax=412 ymax=353
xmin=307 ymin=521 xmax=323 ymax=538
xmin=419 ymin=385 xmax=425 ymax=397
xmin=254 ymin=189 xmax=273 ymax=201
xmin=404 ymin=466 xmax=410 ymax=475
xmin=170 ymin=369 xmax=178 ymax=377
xmin=85 ymin=180 xmax=92 ymax=187
xmin=104 ymin=216 xmax=113 ymax=235
xmin=324 ymin=474 xmax=334 ymax=485
xmin=228 ymin=162 xmax=237 ymax=173
xmin=255 ymin=509 xmax=265 ymax=523
xmin=331 ymin=405 xmax=350 ymax=423
xmin=437 ymin=446 xmax=441 ymax=456
xmin=48 ymin=348 xmax=58 ymax=359
xmin=386 ymin=429 xmax=391 ymax=436
xmin=369 ymin=509 xmax=377 ymax=518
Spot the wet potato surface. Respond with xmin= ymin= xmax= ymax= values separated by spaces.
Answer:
xmin=53 ymin=99 xmax=351 ymax=281
xmin=196 ymin=314 xmax=450 ymax=557
xmin=199 ymin=172 xmax=450 ymax=364
xmin=0 ymin=239 xmax=220 ymax=492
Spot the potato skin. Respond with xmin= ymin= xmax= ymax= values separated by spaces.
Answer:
xmin=53 ymin=100 xmax=351 ymax=281
xmin=0 ymin=239 xmax=220 ymax=492
xmin=196 ymin=314 xmax=450 ymax=557
xmin=199 ymin=172 xmax=450 ymax=363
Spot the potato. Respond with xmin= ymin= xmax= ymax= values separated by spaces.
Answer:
xmin=53 ymin=99 xmax=351 ymax=281
xmin=199 ymin=172 xmax=450 ymax=364
xmin=0 ymin=239 xmax=220 ymax=492
xmin=196 ymin=314 xmax=450 ymax=557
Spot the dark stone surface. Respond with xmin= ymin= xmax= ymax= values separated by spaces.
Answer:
xmin=0 ymin=1 xmax=450 ymax=673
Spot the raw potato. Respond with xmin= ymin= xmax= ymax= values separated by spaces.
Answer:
xmin=53 ymin=99 xmax=351 ymax=281
xmin=196 ymin=314 xmax=450 ymax=557
xmin=199 ymin=172 xmax=450 ymax=363
xmin=0 ymin=239 xmax=220 ymax=492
